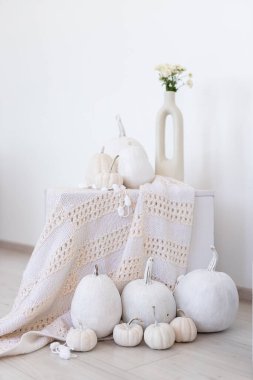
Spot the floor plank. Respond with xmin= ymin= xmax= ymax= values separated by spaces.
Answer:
xmin=0 ymin=248 xmax=252 ymax=380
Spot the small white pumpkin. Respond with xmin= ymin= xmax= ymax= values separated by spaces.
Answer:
xmin=118 ymin=144 xmax=155 ymax=189
xmin=94 ymin=155 xmax=123 ymax=189
xmin=86 ymin=147 xmax=114 ymax=186
xmin=104 ymin=115 xmax=143 ymax=157
xmin=144 ymin=306 xmax=175 ymax=350
xmin=174 ymin=246 xmax=239 ymax=332
xmin=113 ymin=318 xmax=143 ymax=347
xmin=71 ymin=265 xmax=122 ymax=338
xmin=95 ymin=172 xmax=123 ymax=189
xmin=170 ymin=310 xmax=197 ymax=343
xmin=66 ymin=325 xmax=97 ymax=352
xmin=121 ymin=258 xmax=176 ymax=328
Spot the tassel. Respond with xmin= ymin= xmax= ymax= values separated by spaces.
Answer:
xmin=124 ymin=195 xmax=131 ymax=207
xmin=50 ymin=341 xmax=77 ymax=360
xmin=117 ymin=206 xmax=125 ymax=217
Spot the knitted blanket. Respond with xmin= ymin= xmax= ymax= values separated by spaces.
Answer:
xmin=0 ymin=176 xmax=195 ymax=356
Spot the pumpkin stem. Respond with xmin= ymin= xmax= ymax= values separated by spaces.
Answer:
xmin=128 ymin=318 xmax=143 ymax=326
xmin=144 ymin=257 xmax=153 ymax=285
xmin=100 ymin=146 xmax=105 ymax=154
xmin=94 ymin=264 xmax=99 ymax=276
xmin=208 ymin=246 xmax=218 ymax=271
xmin=152 ymin=305 xmax=158 ymax=326
xmin=110 ymin=155 xmax=119 ymax=173
xmin=177 ymin=309 xmax=186 ymax=318
xmin=116 ymin=114 xmax=126 ymax=137
xmin=77 ymin=320 xmax=84 ymax=329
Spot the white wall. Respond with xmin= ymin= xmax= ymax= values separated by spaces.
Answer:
xmin=0 ymin=0 xmax=252 ymax=288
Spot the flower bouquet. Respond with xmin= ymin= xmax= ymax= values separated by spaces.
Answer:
xmin=155 ymin=64 xmax=193 ymax=92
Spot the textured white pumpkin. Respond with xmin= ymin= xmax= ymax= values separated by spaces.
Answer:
xmin=95 ymin=172 xmax=123 ymax=189
xmin=121 ymin=258 xmax=176 ymax=328
xmin=104 ymin=115 xmax=143 ymax=157
xmin=113 ymin=318 xmax=143 ymax=347
xmin=94 ymin=155 xmax=123 ymax=189
xmin=118 ymin=144 xmax=155 ymax=189
xmin=86 ymin=147 xmax=114 ymax=186
xmin=66 ymin=326 xmax=97 ymax=352
xmin=170 ymin=310 xmax=197 ymax=342
xmin=174 ymin=246 xmax=239 ymax=332
xmin=144 ymin=306 xmax=175 ymax=350
xmin=71 ymin=265 xmax=122 ymax=338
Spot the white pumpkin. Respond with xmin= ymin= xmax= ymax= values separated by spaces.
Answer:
xmin=121 ymin=258 xmax=176 ymax=328
xmin=170 ymin=310 xmax=197 ymax=342
xmin=118 ymin=144 xmax=155 ymax=189
xmin=113 ymin=318 xmax=143 ymax=347
xmin=94 ymin=155 xmax=123 ymax=189
xmin=144 ymin=306 xmax=175 ymax=350
xmin=104 ymin=115 xmax=143 ymax=157
xmin=95 ymin=172 xmax=123 ymax=189
xmin=71 ymin=265 xmax=122 ymax=338
xmin=86 ymin=147 xmax=114 ymax=186
xmin=174 ymin=246 xmax=239 ymax=332
xmin=66 ymin=325 xmax=97 ymax=352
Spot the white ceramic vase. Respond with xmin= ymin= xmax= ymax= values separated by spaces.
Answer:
xmin=155 ymin=91 xmax=184 ymax=181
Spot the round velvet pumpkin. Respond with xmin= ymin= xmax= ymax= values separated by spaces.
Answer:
xmin=121 ymin=258 xmax=176 ymax=328
xmin=118 ymin=144 xmax=155 ymax=189
xmin=174 ymin=246 xmax=239 ymax=332
xmin=71 ymin=265 xmax=122 ymax=338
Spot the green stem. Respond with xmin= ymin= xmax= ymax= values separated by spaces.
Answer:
xmin=177 ymin=309 xmax=186 ymax=318
xmin=94 ymin=265 xmax=99 ymax=276
xmin=152 ymin=306 xmax=158 ymax=326
xmin=127 ymin=318 xmax=143 ymax=326
xmin=110 ymin=155 xmax=119 ymax=173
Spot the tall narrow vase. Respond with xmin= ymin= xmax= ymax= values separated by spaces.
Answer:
xmin=155 ymin=91 xmax=184 ymax=181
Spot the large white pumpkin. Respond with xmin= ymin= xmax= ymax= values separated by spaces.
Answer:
xmin=118 ymin=144 xmax=155 ymax=189
xmin=104 ymin=115 xmax=143 ymax=157
xmin=121 ymin=258 xmax=176 ymax=328
xmin=174 ymin=246 xmax=239 ymax=332
xmin=71 ymin=265 xmax=122 ymax=338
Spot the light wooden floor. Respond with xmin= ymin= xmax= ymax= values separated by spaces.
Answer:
xmin=0 ymin=249 xmax=252 ymax=380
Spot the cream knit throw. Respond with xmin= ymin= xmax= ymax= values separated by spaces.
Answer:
xmin=0 ymin=176 xmax=194 ymax=356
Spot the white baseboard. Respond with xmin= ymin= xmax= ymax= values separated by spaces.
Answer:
xmin=0 ymin=240 xmax=34 ymax=254
xmin=237 ymin=286 xmax=252 ymax=303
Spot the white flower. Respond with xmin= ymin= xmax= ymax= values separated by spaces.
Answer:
xmin=161 ymin=69 xmax=172 ymax=77
xmin=155 ymin=64 xmax=172 ymax=77
xmin=175 ymin=64 xmax=186 ymax=72
xmin=186 ymin=79 xmax=193 ymax=88
xmin=154 ymin=64 xmax=165 ymax=71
